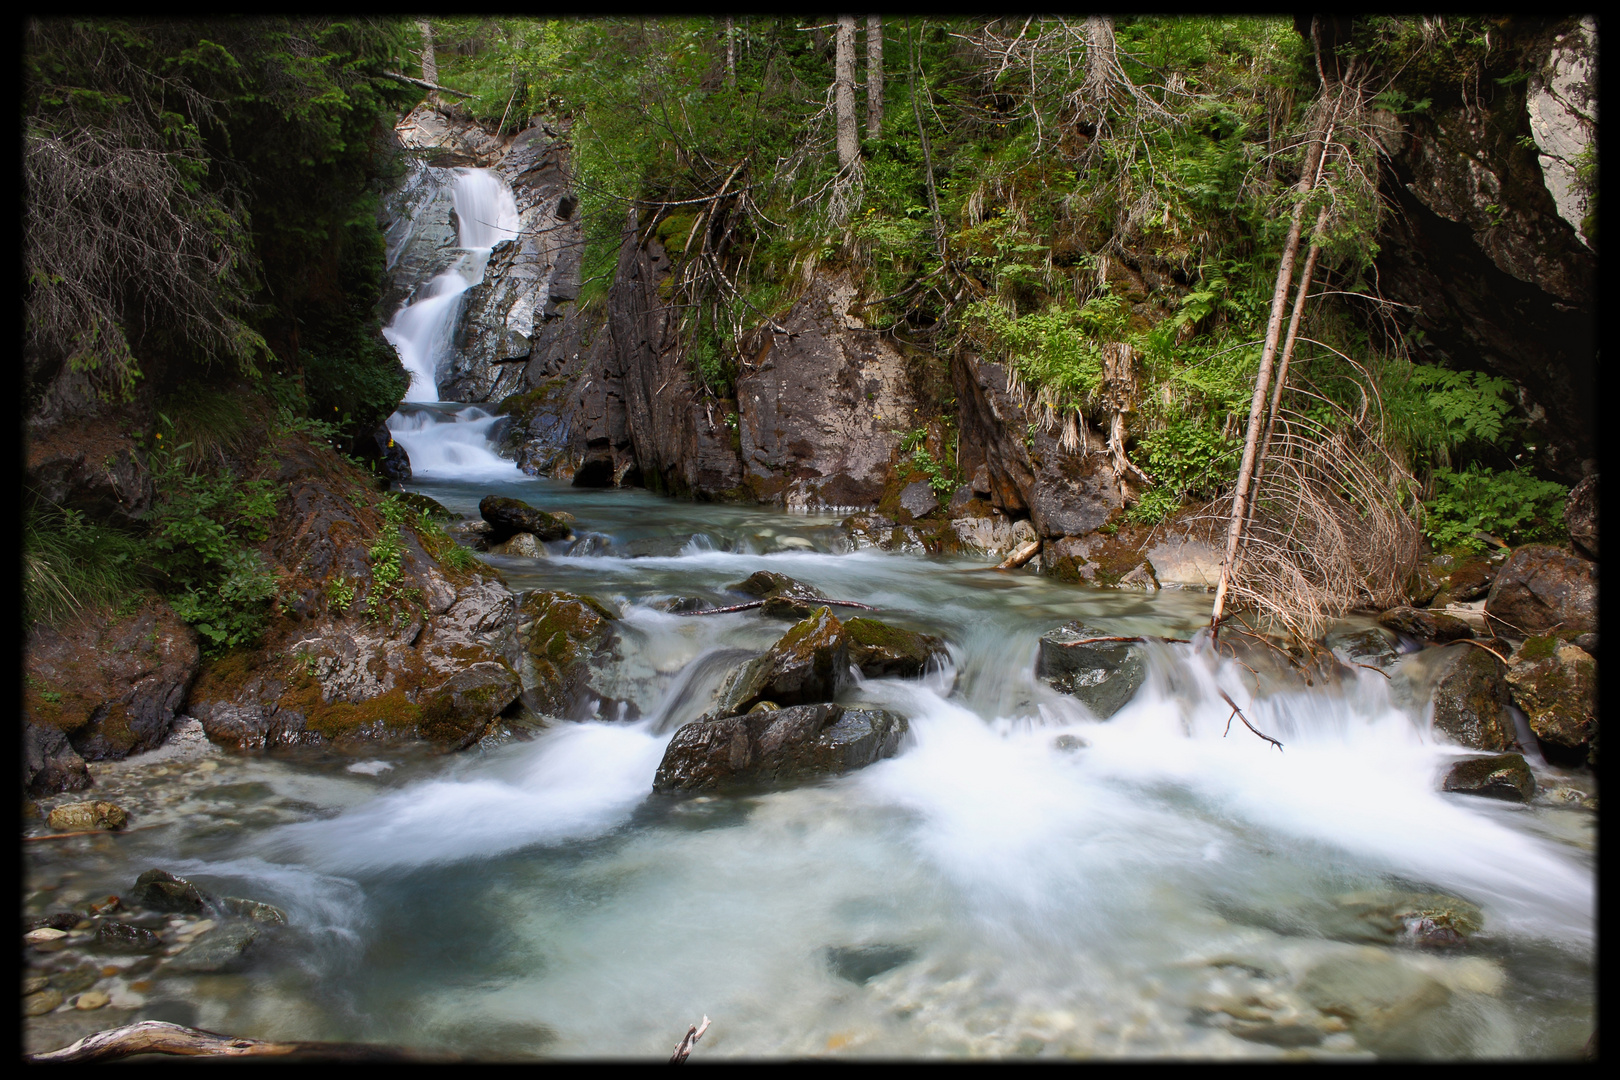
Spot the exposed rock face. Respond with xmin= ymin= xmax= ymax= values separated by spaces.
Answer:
xmin=651 ymin=702 xmax=907 ymax=793
xmin=25 ymin=419 xmax=152 ymax=527
xmin=377 ymin=157 xmax=463 ymax=319
xmin=1034 ymin=621 xmax=1147 ymax=718
xmin=570 ymin=212 xmax=742 ymax=495
xmin=953 ymin=352 xmax=1122 ymax=537
xmin=24 ymin=599 xmax=201 ymax=768
xmin=1525 ymin=16 xmax=1597 ymax=245
xmin=1373 ymin=19 xmax=1597 ymax=481
xmin=1506 ymin=637 xmax=1596 ymax=762
xmin=186 ymin=439 xmax=523 ymax=752
xmin=1429 ymin=645 xmax=1517 ymax=751
xmin=1442 ymin=754 xmax=1536 ymax=803
xmin=1484 ymin=544 xmax=1598 ymax=635
xmin=22 ymin=723 xmax=91 ymax=797
xmin=1563 ymin=473 xmax=1598 ymax=559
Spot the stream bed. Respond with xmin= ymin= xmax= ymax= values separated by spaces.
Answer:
xmin=23 ymin=468 xmax=1596 ymax=1060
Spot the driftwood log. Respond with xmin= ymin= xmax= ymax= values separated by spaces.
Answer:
xmin=670 ymin=1016 xmax=711 ymax=1064
xmin=995 ymin=540 xmax=1042 ymax=571
xmin=673 ymin=599 xmax=875 ymax=616
xmin=27 ymin=1021 xmax=460 ymax=1063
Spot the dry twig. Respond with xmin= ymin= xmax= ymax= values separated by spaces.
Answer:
xmin=1217 ymin=688 xmax=1284 ymax=752
xmin=670 ymin=1016 xmax=711 ymax=1064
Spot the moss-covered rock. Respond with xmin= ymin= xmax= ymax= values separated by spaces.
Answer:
xmin=651 ymin=702 xmax=907 ymax=793
xmin=1506 ymin=638 xmax=1596 ymax=763
xmin=715 ymin=607 xmax=851 ymax=716
xmin=418 ymin=662 xmax=523 ymax=749
xmin=843 ymin=617 xmax=948 ymax=678
xmin=479 ymin=495 xmax=574 ymax=542
xmin=1441 ymin=753 xmax=1536 ymax=802
xmin=1429 ymin=646 xmax=1517 ymax=751
xmin=515 ymin=589 xmax=618 ymax=718
xmin=1034 ymin=621 xmax=1147 ymax=718
xmin=1042 ymin=533 xmax=1159 ymax=589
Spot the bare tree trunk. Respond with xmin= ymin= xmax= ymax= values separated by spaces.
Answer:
xmin=908 ymin=21 xmax=946 ymax=263
xmin=725 ymin=17 xmax=736 ymax=89
xmin=1209 ymin=91 xmax=1337 ymax=636
xmin=866 ymin=15 xmax=884 ymax=139
xmin=1083 ymin=15 xmax=1116 ymax=112
xmin=835 ymin=16 xmax=859 ymax=170
xmin=417 ymin=20 xmax=439 ymax=106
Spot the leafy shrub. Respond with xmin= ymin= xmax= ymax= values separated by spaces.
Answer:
xmin=1423 ymin=465 xmax=1568 ymax=552
xmin=168 ymin=549 xmax=280 ymax=652
xmin=1127 ymin=419 xmax=1240 ymax=524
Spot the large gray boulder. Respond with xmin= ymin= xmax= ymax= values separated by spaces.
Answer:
xmin=1034 ymin=621 xmax=1147 ymax=718
xmin=652 ymin=703 xmax=907 ymax=793
xmin=1485 ymin=544 xmax=1597 ymax=635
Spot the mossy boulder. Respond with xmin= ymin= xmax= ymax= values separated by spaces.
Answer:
xmin=45 ymin=801 xmax=128 ymax=832
xmin=652 ymin=702 xmax=907 ymax=793
xmin=1441 ymin=753 xmax=1536 ymax=802
xmin=1377 ymin=606 xmax=1475 ymax=643
xmin=1034 ymin=621 xmax=1147 ymax=718
xmin=730 ymin=570 xmax=826 ymax=601
xmin=843 ymin=617 xmax=948 ymax=678
xmin=418 ymin=662 xmax=523 ymax=749
xmin=395 ymin=491 xmax=456 ymax=521
xmin=715 ymin=608 xmax=851 ymax=717
xmin=1042 ymin=533 xmax=1159 ymax=589
xmin=1429 ymin=646 xmax=1517 ymax=751
xmin=1506 ymin=638 xmax=1597 ymax=763
xmin=515 ymin=589 xmax=619 ymax=718
xmin=129 ymin=869 xmax=212 ymax=914
xmin=479 ymin=495 xmax=574 ymax=542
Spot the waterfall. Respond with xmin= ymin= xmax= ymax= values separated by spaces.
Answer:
xmin=382 ymin=168 xmax=522 ymax=478
xmin=383 ymin=168 xmax=520 ymax=403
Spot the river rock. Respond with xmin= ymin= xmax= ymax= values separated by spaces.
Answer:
xmin=25 ymin=927 xmax=68 ymax=945
xmin=166 ymin=921 xmax=260 ymax=974
xmin=898 ymin=481 xmax=940 ymax=520
xmin=1441 ymin=753 xmax=1536 ymax=802
xmin=714 ymin=608 xmax=852 ymax=716
xmin=843 ymin=513 xmax=955 ymax=555
xmin=24 ymin=988 xmax=64 ymax=1016
xmin=45 ymin=801 xmax=128 ymax=832
xmin=73 ymin=990 xmax=110 ymax=1011
xmin=1505 ymin=637 xmax=1596 ymax=762
xmin=1042 ymin=533 xmax=1158 ymax=589
xmin=24 ymin=596 xmax=201 ymax=766
xmin=22 ymin=722 xmax=91 ymax=797
xmin=514 ymin=590 xmax=618 ymax=718
xmin=218 ymin=897 xmax=288 ymax=925
xmin=1429 ymin=646 xmax=1517 ymax=751
xmin=1034 ymin=622 xmax=1147 ymax=719
xmin=128 ymin=869 xmax=212 ymax=915
xmin=652 ymin=703 xmax=907 ymax=793
xmin=1300 ymin=950 xmax=1453 ymax=1056
xmin=1430 ymin=553 xmax=1501 ymax=606
xmin=479 ymin=495 xmax=574 ymax=542
xmin=1563 ymin=474 xmax=1598 ymax=558
xmin=1484 ymin=544 xmax=1597 ymax=635
xmin=1377 ymin=606 xmax=1475 ymax=643
xmin=843 ymin=618 xmax=948 ymax=679
xmin=97 ymin=921 xmax=163 ymax=952
xmin=730 ymin=570 xmax=827 ymax=606
xmin=490 ymin=532 xmax=546 ymax=558
xmin=825 ymin=944 xmax=915 ymax=984
xmin=1324 ymin=627 xmax=1399 ymax=670
xmin=949 ymin=515 xmax=1038 ymax=558
xmin=419 ymin=663 xmax=523 ymax=749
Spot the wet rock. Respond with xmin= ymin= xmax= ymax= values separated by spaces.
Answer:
xmin=1431 ymin=553 xmax=1500 ymax=606
xmin=1325 ymin=627 xmax=1399 ymax=670
xmin=419 ymin=663 xmax=523 ymax=749
xmin=1506 ymin=637 xmax=1597 ymax=762
xmin=22 ymin=723 xmax=91 ymax=797
xmin=898 ymin=481 xmax=940 ymax=520
xmin=129 ymin=869 xmax=212 ymax=915
xmin=1034 ymin=621 xmax=1147 ymax=719
xmin=843 ymin=513 xmax=956 ymax=555
xmin=843 ymin=618 xmax=948 ymax=679
xmin=1442 ymin=754 xmax=1536 ymax=803
xmin=24 ymin=988 xmax=64 ymax=1016
xmin=1052 ymin=734 xmax=1089 ymax=752
xmin=490 ymin=532 xmax=546 ymax=558
xmin=26 ymin=913 xmax=80 ymax=933
xmin=949 ymin=515 xmax=1037 ymax=558
xmin=23 ymin=975 xmax=48 ymax=995
xmin=825 ymin=944 xmax=915 ymax=984
xmin=1228 ymin=1020 xmax=1324 ymax=1049
xmin=218 ymin=897 xmax=288 ymax=925
xmin=73 ymin=990 xmax=110 ymax=1011
xmin=25 ymin=927 xmax=68 ymax=945
xmin=1484 ymin=544 xmax=1597 ymax=635
xmin=1299 ymin=950 xmax=1453 ymax=1057
xmin=652 ymin=703 xmax=906 ymax=793
xmin=1042 ymin=533 xmax=1158 ymax=589
xmin=96 ymin=921 xmax=163 ymax=953
xmin=364 ymin=426 xmax=411 ymax=482
xmin=1563 ymin=474 xmax=1598 ymax=558
xmin=166 ymin=921 xmax=260 ymax=974
xmin=714 ymin=608 xmax=851 ymax=717
xmin=651 ymin=596 xmax=713 ymax=614
xmin=1406 ymin=552 xmax=1450 ymax=606
xmin=730 ymin=570 xmax=825 ymax=602
xmin=24 ymin=597 xmax=201 ymax=764
xmin=45 ymin=801 xmax=128 ymax=832
xmin=1377 ymin=606 xmax=1475 ymax=643
xmin=479 ymin=495 xmax=574 ymax=542
xmin=1429 ymin=646 xmax=1517 ymax=751
xmin=515 ymin=589 xmax=618 ymax=718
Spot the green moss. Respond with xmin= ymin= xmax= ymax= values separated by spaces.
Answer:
xmin=1516 ymin=635 xmax=1560 ymax=663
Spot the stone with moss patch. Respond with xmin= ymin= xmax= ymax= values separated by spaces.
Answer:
xmin=479 ymin=495 xmax=574 ymax=542
xmin=419 ymin=662 xmax=523 ymax=749
xmin=1441 ymin=753 xmax=1536 ymax=802
xmin=652 ymin=702 xmax=907 ymax=793
xmin=716 ymin=608 xmax=850 ymax=717
xmin=843 ymin=617 xmax=948 ymax=678
xmin=1429 ymin=645 xmax=1517 ymax=751
xmin=1506 ymin=638 xmax=1596 ymax=762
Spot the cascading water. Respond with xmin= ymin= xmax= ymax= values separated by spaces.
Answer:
xmin=381 ymin=167 xmax=523 ymax=479
xmin=29 ymin=476 xmax=1594 ymax=1059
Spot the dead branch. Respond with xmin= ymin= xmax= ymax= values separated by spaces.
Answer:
xmin=1453 ymin=638 xmax=1509 ymax=665
xmin=1062 ymin=636 xmax=1193 ymax=645
xmin=673 ymin=599 xmax=876 ymax=617
xmin=1216 ymin=688 xmax=1284 ymax=752
xmin=996 ymin=539 xmax=1042 ymax=571
xmin=382 ymin=71 xmax=474 ymax=98
xmin=670 ymin=1016 xmax=711 ymax=1064
xmin=26 ymin=1020 xmax=458 ymax=1063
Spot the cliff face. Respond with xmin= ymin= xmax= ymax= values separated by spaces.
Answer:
xmin=1372 ymin=16 xmax=1597 ymax=480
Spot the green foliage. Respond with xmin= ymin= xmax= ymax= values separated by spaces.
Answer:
xmin=1127 ymin=420 xmax=1240 ymax=524
xmin=1423 ymin=465 xmax=1568 ymax=553
xmin=963 ymin=300 xmax=1106 ymax=411
xmin=23 ymin=505 xmax=150 ymax=627
xmin=899 ymin=428 xmax=956 ymax=496
xmin=326 ymin=576 xmax=356 ymax=613
xmin=168 ymin=548 xmax=280 ymax=653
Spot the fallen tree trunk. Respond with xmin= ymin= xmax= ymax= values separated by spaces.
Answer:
xmin=27 ymin=1021 xmax=460 ymax=1063
xmin=996 ymin=539 xmax=1042 ymax=571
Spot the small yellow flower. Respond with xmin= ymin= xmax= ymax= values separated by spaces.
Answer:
xmin=155 ymin=433 xmax=162 ymax=440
